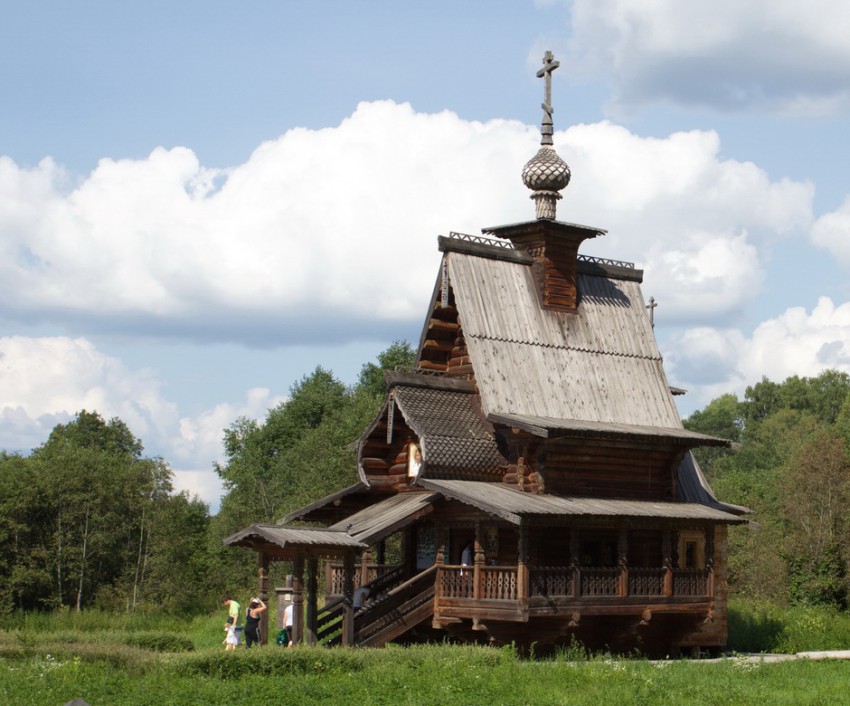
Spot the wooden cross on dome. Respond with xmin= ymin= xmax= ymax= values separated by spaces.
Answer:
xmin=536 ymin=51 xmax=560 ymax=146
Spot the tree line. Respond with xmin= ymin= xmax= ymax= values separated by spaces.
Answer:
xmin=684 ymin=369 xmax=850 ymax=608
xmin=0 ymin=342 xmax=414 ymax=614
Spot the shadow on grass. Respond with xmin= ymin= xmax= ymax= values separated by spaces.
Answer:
xmin=728 ymin=604 xmax=784 ymax=653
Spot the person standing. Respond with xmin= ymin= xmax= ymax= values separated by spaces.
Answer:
xmin=222 ymin=594 xmax=242 ymax=648
xmin=282 ymin=602 xmax=294 ymax=647
xmin=243 ymin=597 xmax=267 ymax=648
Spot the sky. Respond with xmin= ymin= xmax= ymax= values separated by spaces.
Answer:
xmin=3 ymin=0 xmax=850 ymax=511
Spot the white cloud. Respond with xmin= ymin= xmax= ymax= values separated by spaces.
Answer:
xmin=0 ymin=335 xmax=176 ymax=451
xmin=0 ymin=103 xmax=813 ymax=338
xmin=557 ymin=121 xmax=812 ymax=321
xmin=171 ymin=469 xmax=226 ymax=510
xmin=810 ymin=195 xmax=850 ymax=267
xmin=667 ymin=297 xmax=850 ymax=412
xmin=564 ymin=0 xmax=850 ymax=115
xmin=172 ymin=387 xmax=287 ymax=468
xmin=0 ymin=335 xmax=284 ymax=511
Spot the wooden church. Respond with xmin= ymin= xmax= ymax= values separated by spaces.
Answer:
xmin=225 ymin=52 xmax=748 ymax=655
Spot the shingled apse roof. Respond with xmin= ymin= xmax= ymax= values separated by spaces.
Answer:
xmin=392 ymin=383 xmax=505 ymax=480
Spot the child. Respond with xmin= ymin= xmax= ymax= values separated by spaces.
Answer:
xmin=223 ymin=622 xmax=240 ymax=651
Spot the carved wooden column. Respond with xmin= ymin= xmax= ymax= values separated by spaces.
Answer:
xmin=472 ymin=522 xmax=486 ymax=631
xmin=662 ymin=529 xmax=673 ymax=597
xmin=473 ymin=522 xmax=484 ymax=601
xmin=617 ymin=527 xmax=628 ymax=598
xmin=292 ymin=553 xmax=304 ymax=645
xmin=306 ymin=556 xmax=318 ymax=646
xmin=569 ymin=531 xmax=580 ymax=598
xmin=517 ymin=524 xmax=529 ymax=611
xmin=705 ymin=527 xmax=715 ymax=598
xmin=434 ymin=524 xmax=446 ymax=604
xmin=341 ymin=550 xmax=355 ymax=646
xmin=360 ymin=548 xmax=372 ymax=586
xmin=258 ymin=552 xmax=270 ymax=644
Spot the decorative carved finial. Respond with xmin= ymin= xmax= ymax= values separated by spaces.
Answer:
xmin=537 ymin=50 xmax=559 ymax=147
xmin=522 ymin=51 xmax=571 ymax=220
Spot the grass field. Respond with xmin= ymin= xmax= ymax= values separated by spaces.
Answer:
xmin=1 ymin=600 xmax=850 ymax=706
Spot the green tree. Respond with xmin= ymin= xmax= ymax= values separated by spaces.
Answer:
xmin=0 ymin=411 xmax=211 ymax=613
xmin=213 ymin=343 xmax=414 ymax=590
xmin=683 ymin=393 xmax=742 ymax=473
xmin=779 ymin=429 xmax=850 ymax=607
xmin=357 ymin=340 xmax=416 ymax=398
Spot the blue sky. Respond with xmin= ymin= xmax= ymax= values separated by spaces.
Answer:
xmin=3 ymin=0 xmax=850 ymax=509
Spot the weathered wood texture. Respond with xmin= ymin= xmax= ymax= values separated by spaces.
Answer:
xmin=446 ymin=252 xmax=681 ymax=427
xmin=541 ymin=440 xmax=678 ymax=501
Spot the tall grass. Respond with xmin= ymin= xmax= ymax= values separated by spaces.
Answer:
xmin=728 ymin=599 xmax=850 ymax=653
xmin=2 ymin=602 xmax=850 ymax=705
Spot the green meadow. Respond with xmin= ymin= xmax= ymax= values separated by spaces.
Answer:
xmin=2 ymin=600 xmax=850 ymax=706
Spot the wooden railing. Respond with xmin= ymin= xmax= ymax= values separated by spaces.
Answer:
xmin=481 ymin=567 xmax=518 ymax=601
xmin=317 ymin=564 xmax=407 ymax=644
xmin=354 ymin=565 xmax=438 ymax=646
xmin=438 ymin=566 xmax=519 ymax=601
xmin=316 ymin=598 xmax=346 ymax=644
xmin=579 ymin=567 xmax=619 ymax=597
xmin=673 ymin=568 xmax=710 ymax=596
xmin=628 ymin=568 xmax=667 ymax=596
xmin=317 ymin=564 xmax=710 ymax=645
xmin=527 ymin=566 xmax=711 ymax=599
xmin=326 ymin=563 xmax=401 ymax=596
xmin=530 ymin=566 xmax=574 ymax=598
xmin=439 ymin=566 xmax=473 ymax=599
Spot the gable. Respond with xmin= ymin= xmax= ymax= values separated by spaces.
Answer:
xmin=444 ymin=248 xmax=681 ymax=427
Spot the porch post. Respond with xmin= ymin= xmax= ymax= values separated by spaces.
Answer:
xmin=473 ymin=522 xmax=484 ymax=601
xmin=434 ymin=524 xmax=445 ymax=604
xmin=569 ymin=531 xmax=580 ymax=598
xmin=376 ymin=539 xmax=386 ymax=566
xmin=306 ymin=556 xmax=318 ymax=645
xmin=360 ymin=548 xmax=372 ymax=586
xmin=258 ymin=551 xmax=270 ymax=644
xmin=617 ymin=527 xmax=628 ymax=598
xmin=292 ymin=553 xmax=304 ymax=645
xmin=662 ymin=529 xmax=673 ymax=597
xmin=705 ymin=527 xmax=715 ymax=598
xmin=517 ymin=524 xmax=529 ymax=607
xmin=341 ymin=550 xmax=355 ymax=646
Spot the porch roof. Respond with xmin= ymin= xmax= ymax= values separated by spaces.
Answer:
xmin=419 ymin=479 xmax=747 ymax=525
xmin=278 ymin=482 xmax=369 ymax=525
xmin=225 ymin=492 xmax=439 ymax=555
xmin=222 ymin=525 xmax=367 ymax=555
xmin=328 ymin=491 xmax=439 ymax=545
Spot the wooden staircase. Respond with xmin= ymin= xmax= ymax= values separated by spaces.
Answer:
xmin=317 ymin=565 xmax=437 ymax=647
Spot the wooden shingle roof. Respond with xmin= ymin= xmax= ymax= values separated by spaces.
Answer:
xmin=391 ymin=382 xmax=506 ymax=480
xmin=446 ymin=248 xmax=681 ymax=427
xmin=419 ymin=479 xmax=746 ymax=525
